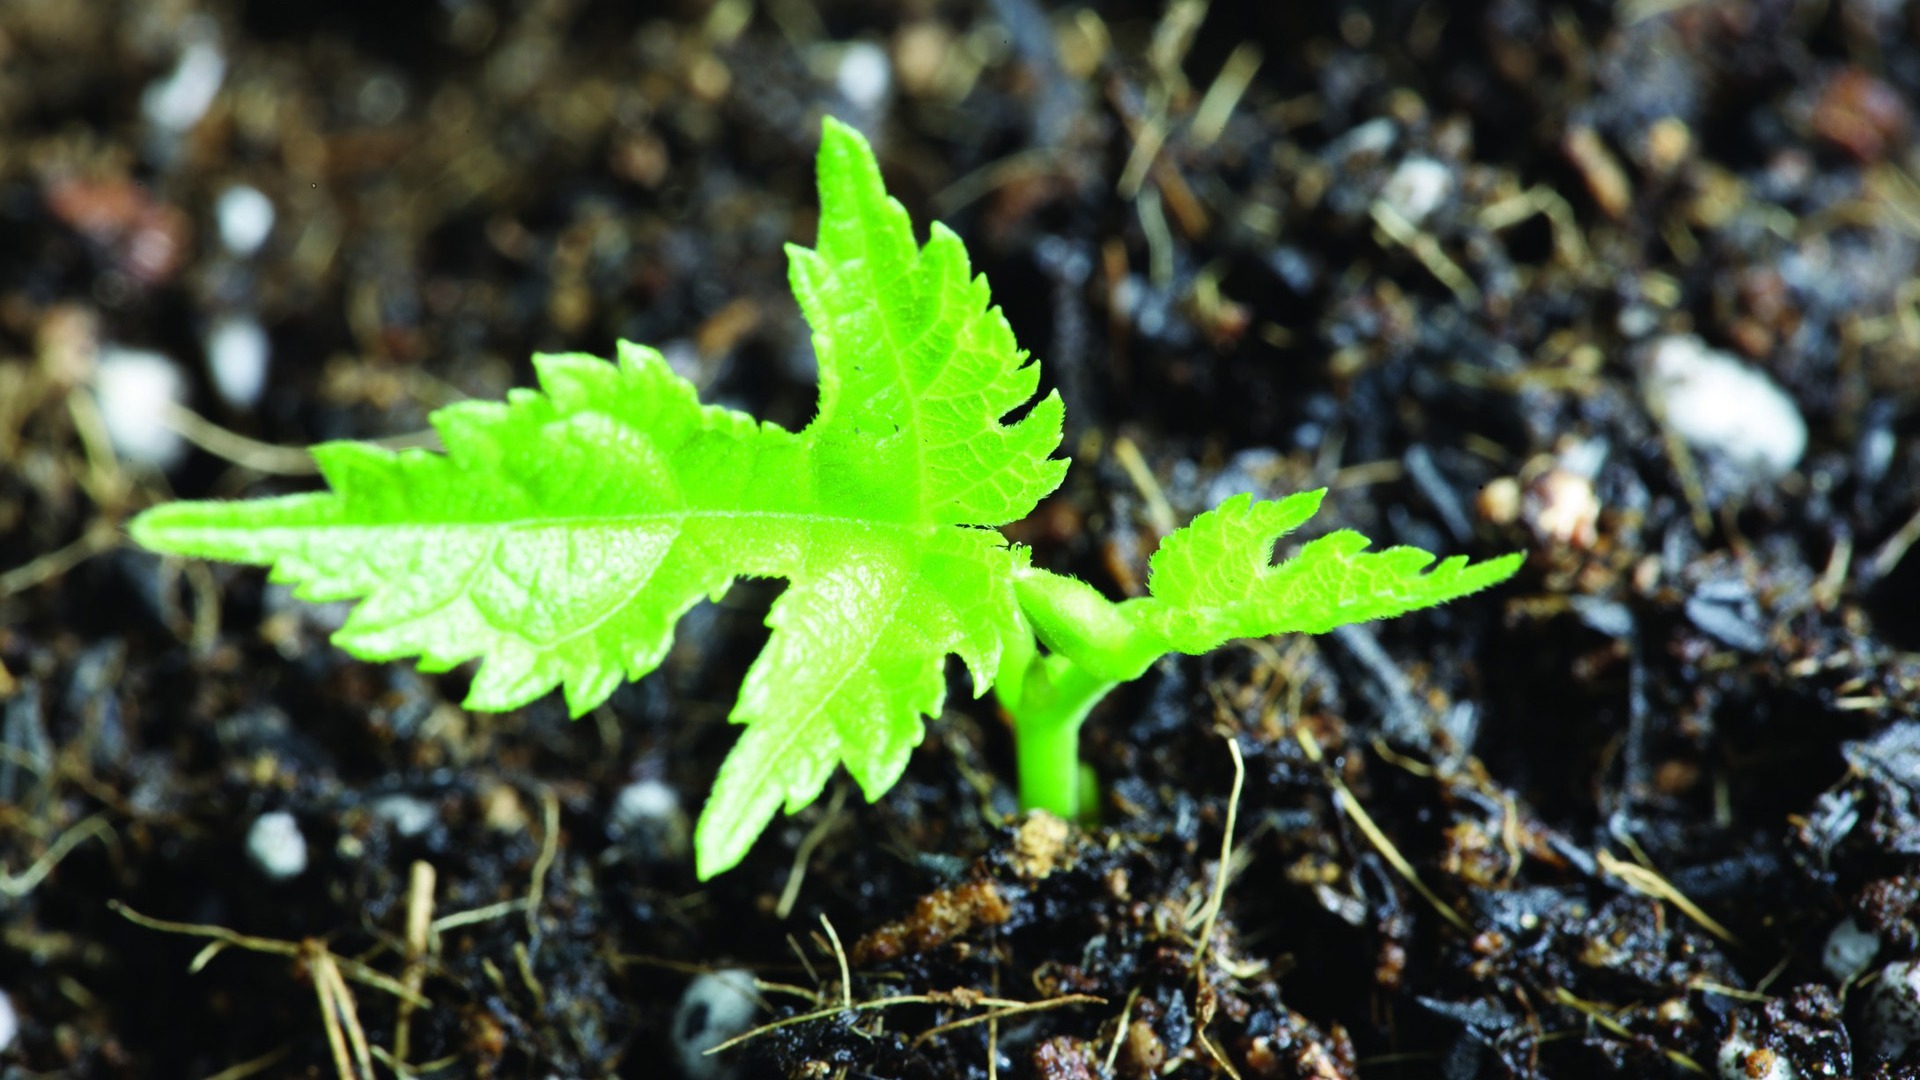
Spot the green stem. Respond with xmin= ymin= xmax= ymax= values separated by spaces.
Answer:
xmin=1000 ymin=566 xmax=1167 ymax=821
xmin=1005 ymin=655 xmax=1118 ymax=821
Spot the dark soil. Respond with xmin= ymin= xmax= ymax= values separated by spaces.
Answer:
xmin=5 ymin=1 xmax=1920 ymax=1077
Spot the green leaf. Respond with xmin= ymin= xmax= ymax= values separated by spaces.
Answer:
xmin=130 ymin=117 xmax=1067 ymax=879
xmin=790 ymin=121 xmax=1067 ymax=525
xmin=1135 ymin=491 xmax=1523 ymax=652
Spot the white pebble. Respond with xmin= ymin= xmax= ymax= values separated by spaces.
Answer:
xmin=141 ymin=20 xmax=226 ymax=135
xmin=1642 ymin=335 xmax=1806 ymax=481
xmin=0 ymin=988 xmax=15 ymax=1053
xmin=674 ymin=969 xmax=760 ymax=1080
xmin=1326 ymin=117 xmax=1397 ymax=162
xmin=215 ymin=185 xmax=275 ymax=256
xmin=1865 ymin=959 xmax=1920 ymax=1063
xmin=246 ymin=811 xmax=308 ymax=881
xmin=206 ymin=314 xmax=270 ymax=409
xmin=1616 ymin=304 xmax=1658 ymax=338
xmin=612 ymin=778 xmax=688 ymax=860
xmin=371 ymin=795 xmax=437 ymax=838
xmin=613 ymin=778 xmax=679 ymax=829
xmin=1717 ymin=1031 xmax=1797 ymax=1080
xmin=1527 ymin=466 xmax=1601 ymax=549
xmin=1378 ymin=156 xmax=1453 ymax=224
xmin=93 ymin=345 xmax=186 ymax=469
xmin=835 ymin=42 xmax=892 ymax=114
xmin=1822 ymin=916 xmax=1879 ymax=983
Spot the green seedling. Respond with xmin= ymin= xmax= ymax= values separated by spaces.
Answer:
xmin=132 ymin=118 xmax=1521 ymax=879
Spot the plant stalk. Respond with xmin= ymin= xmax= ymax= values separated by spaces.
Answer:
xmin=1007 ymin=654 xmax=1117 ymax=821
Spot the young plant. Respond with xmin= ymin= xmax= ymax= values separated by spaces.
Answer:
xmin=131 ymin=118 xmax=1521 ymax=879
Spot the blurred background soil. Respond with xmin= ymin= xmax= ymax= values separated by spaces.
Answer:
xmin=4 ymin=0 xmax=1920 ymax=1077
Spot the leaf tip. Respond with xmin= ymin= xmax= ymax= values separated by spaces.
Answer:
xmin=692 ymin=809 xmax=752 ymax=881
xmin=816 ymin=114 xmax=879 ymax=183
xmin=125 ymin=505 xmax=166 ymax=550
xmin=1480 ymin=550 xmax=1527 ymax=584
xmin=818 ymin=112 xmax=862 ymax=146
xmin=124 ymin=498 xmax=260 ymax=557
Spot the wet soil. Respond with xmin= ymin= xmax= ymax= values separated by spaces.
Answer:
xmin=4 ymin=1 xmax=1920 ymax=1077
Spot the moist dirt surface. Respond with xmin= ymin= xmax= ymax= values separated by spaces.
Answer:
xmin=5 ymin=2 xmax=1920 ymax=1078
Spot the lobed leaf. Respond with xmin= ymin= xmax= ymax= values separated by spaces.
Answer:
xmin=790 ymin=121 xmax=1067 ymax=526
xmin=131 ymin=118 xmax=1068 ymax=878
xmin=1135 ymin=491 xmax=1523 ymax=653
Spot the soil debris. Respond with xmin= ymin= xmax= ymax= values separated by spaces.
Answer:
xmin=7 ymin=0 xmax=1920 ymax=1077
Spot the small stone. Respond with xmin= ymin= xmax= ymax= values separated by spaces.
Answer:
xmin=93 ymin=345 xmax=186 ymax=468
xmin=1641 ymin=335 xmax=1807 ymax=483
xmin=1616 ymin=304 xmax=1658 ymax=339
xmin=1477 ymin=476 xmax=1521 ymax=526
xmin=479 ymin=784 xmax=527 ymax=832
xmin=835 ymin=41 xmax=892 ymax=115
xmin=206 ymin=314 xmax=270 ymax=409
xmin=1526 ymin=467 xmax=1601 ymax=549
xmin=610 ymin=777 xmax=688 ymax=860
xmin=246 ymin=810 xmax=308 ymax=881
xmin=674 ymin=969 xmax=759 ymax=1080
xmin=1119 ymin=1018 xmax=1167 ymax=1078
xmin=141 ymin=20 xmax=226 ymax=135
xmin=1325 ymin=118 xmax=1397 ymax=163
xmin=214 ymin=185 xmax=275 ymax=256
xmin=612 ymin=778 xmax=679 ymax=831
xmin=1644 ymin=116 xmax=1693 ymax=175
xmin=1378 ymin=156 xmax=1452 ymax=224
xmin=370 ymin=795 xmax=437 ymax=839
xmin=1821 ymin=916 xmax=1879 ymax=983
xmin=1864 ymin=959 xmax=1920 ymax=1063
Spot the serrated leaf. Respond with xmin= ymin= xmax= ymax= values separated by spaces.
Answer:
xmin=790 ymin=122 xmax=1067 ymax=525
xmin=130 ymin=118 xmax=1067 ymax=879
xmin=1135 ymin=491 xmax=1523 ymax=653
